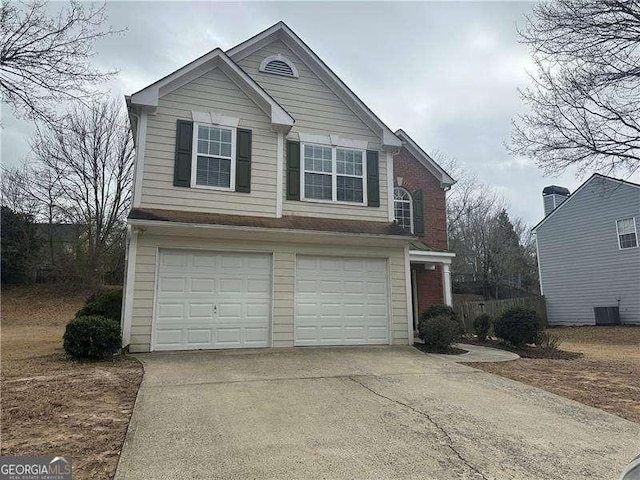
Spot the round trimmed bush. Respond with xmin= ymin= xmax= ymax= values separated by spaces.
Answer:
xmin=421 ymin=304 xmax=464 ymax=335
xmin=493 ymin=308 xmax=542 ymax=347
xmin=473 ymin=314 xmax=492 ymax=342
xmin=418 ymin=314 xmax=461 ymax=352
xmin=63 ymin=315 xmax=121 ymax=359
xmin=76 ymin=288 xmax=123 ymax=323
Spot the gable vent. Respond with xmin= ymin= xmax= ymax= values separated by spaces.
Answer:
xmin=259 ymin=54 xmax=299 ymax=78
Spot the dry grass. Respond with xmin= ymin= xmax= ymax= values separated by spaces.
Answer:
xmin=1 ymin=285 xmax=143 ymax=479
xmin=470 ymin=326 xmax=640 ymax=423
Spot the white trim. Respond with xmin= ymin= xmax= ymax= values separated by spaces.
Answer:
xmin=129 ymin=48 xmax=294 ymax=130
xmin=411 ymin=269 xmax=418 ymax=331
xmin=404 ymin=245 xmax=414 ymax=345
xmin=190 ymin=122 xmax=237 ymax=191
xmin=226 ymin=22 xmax=401 ymax=149
xmin=191 ymin=110 xmax=239 ymax=128
xmin=394 ymin=129 xmax=455 ymax=186
xmin=149 ymin=246 xmax=160 ymax=351
xmin=259 ymin=54 xmax=299 ymax=78
xmin=409 ymin=249 xmax=455 ymax=264
xmin=442 ymin=264 xmax=452 ymax=307
xmin=276 ymin=131 xmax=284 ymax=218
xmin=298 ymin=132 xmax=368 ymax=150
xmin=533 ymin=174 xmax=640 ymax=232
xmin=616 ymin=216 xmax=639 ymax=249
xmin=535 ymin=234 xmax=544 ymax=296
xmin=121 ymin=228 xmax=138 ymax=347
xmin=300 ymin=142 xmax=368 ymax=206
xmin=132 ymin=112 xmax=147 ymax=208
xmin=386 ymin=257 xmax=393 ymax=345
xmin=387 ymin=151 xmax=394 ymax=222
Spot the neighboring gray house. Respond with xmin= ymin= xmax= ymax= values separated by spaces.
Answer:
xmin=533 ymin=174 xmax=640 ymax=326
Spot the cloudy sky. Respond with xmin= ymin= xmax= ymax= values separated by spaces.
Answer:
xmin=2 ymin=1 xmax=612 ymax=225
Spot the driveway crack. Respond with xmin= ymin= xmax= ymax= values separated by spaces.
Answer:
xmin=348 ymin=375 xmax=488 ymax=480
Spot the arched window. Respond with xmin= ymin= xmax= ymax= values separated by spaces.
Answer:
xmin=394 ymin=187 xmax=413 ymax=233
xmin=259 ymin=54 xmax=299 ymax=78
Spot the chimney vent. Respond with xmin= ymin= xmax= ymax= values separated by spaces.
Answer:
xmin=542 ymin=185 xmax=570 ymax=216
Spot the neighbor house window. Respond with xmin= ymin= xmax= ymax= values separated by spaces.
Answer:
xmin=193 ymin=124 xmax=235 ymax=189
xmin=394 ymin=187 xmax=413 ymax=233
xmin=616 ymin=217 xmax=638 ymax=249
xmin=301 ymin=144 xmax=366 ymax=204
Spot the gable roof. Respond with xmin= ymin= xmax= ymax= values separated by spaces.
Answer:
xmin=394 ymin=129 xmax=455 ymax=187
xmin=227 ymin=22 xmax=402 ymax=149
xmin=128 ymin=48 xmax=294 ymax=131
xmin=532 ymin=173 xmax=640 ymax=232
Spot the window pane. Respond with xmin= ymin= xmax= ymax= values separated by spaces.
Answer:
xmin=394 ymin=199 xmax=412 ymax=232
xmin=394 ymin=187 xmax=410 ymax=201
xmin=337 ymin=176 xmax=363 ymax=202
xmin=617 ymin=218 xmax=635 ymax=235
xmin=196 ymin=156 xmax=231 ymax=188
xmin=336 ymin=149 xmax=362 ymax=176
xmin=304 ymin=173 xmax=332 ymax=200
xmin=304 ymin=145 xmax=332 ymax=173
xmin=197 ymin=126 xmax=233 ymax=159
xmin=619 ymin=233 xmax=638 ymax=249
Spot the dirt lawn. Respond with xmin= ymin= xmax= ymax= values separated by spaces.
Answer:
xmin=471 ymin=326 xmax=640 ymax=423
xmin=1 ymin=286 xmax=143 ymax=479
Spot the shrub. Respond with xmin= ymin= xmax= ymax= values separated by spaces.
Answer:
xmin=421 ymin=304 xmax=464 ymax=335
xmin=494 ymin=308 xmax=542 ymax=347
xmin=76 ymin=288 xmax=123 ymax=323
xmin=418 ymin=314 xmax=462 ymax=352
xmin=63 ymin=315 xmax=121 ymax=359
xmin=537 ymin=330 xmax=562 ymax=350
xmin=473 ymin=314 xmax=492 ymax=342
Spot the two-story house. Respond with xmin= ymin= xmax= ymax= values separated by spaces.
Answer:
xmin=121 ymin=22 xmax=455 ymax=352
xmin=533 ymin=174 xmax=640 ymax=326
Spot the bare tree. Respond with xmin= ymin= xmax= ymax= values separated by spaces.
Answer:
xmin=511 ymin=0 xmax=640 ymax=177
xmin=31 ymin=99 xmax=134 ymax=282
xmin=0 ymin=0 xmax=120 ymax=124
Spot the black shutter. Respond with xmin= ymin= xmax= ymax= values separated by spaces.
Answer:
xmin=366 ymin=150 xmax=380 ymax=207
xmin=286 ymin=141 xmax=300 ymax=200
xmin=412 ymin=189 xmax=425 ymax=235
xmin=235 ymin=128 xmax=252 ymax=193
xmin=174 ymin=120 xmax=193 ymax=187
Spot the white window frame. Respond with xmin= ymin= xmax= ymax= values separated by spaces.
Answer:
xmin=300 ymin=142 xmax=368 ymax=206
xmin=393 ymin=187 xmax=414 ymax=234
xmin=190 ymin=122 xmax=237 ymax=191
xmin=616 ymin=217 xmax=638 ymax=250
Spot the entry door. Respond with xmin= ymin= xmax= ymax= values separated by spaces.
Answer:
xmin=295 ymin=255 xmax=390 ymax=346
xmin=153 ymin=250 xmax=272 ymax=351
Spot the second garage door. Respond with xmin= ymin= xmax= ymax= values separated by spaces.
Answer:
xmin=295 ymin=255 xmax=390 ymax=346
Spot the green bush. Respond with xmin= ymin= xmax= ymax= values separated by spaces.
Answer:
xmin=494 ymin=308 xmax=542 ymax=347
xmin=418 ymin=314 xmax=462 ymax=352
xmin=63 ymin=315 xmax=121 ymax=359
xmin=473 ymin=314 xmax=492 ymax=342
xmin=421 ymin=304 xmax=464 ymax=335
xmin=76 ymin=288 xmax=123 ymax=323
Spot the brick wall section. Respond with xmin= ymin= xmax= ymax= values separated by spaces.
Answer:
xmin=393 ymin=147 xmax=448 ymax=250
xmin=394 ymin=146 xmax=447 ymax=316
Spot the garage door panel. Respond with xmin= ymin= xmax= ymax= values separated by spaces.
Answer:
xmin=295 ymin=256 xmax=390 ymax=346
xmin=153 ymin=250 xmax=271 ymax=351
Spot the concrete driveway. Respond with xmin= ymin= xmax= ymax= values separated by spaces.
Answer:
xmin=115 ymin=346 xmax=638 ymax=480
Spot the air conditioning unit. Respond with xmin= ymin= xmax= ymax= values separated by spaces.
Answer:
xmin=593 ymin=307 xmax=620 ymax=326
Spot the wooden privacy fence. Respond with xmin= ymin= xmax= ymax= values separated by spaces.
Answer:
xmin=454 ymin=296 xmax=547 ymax=333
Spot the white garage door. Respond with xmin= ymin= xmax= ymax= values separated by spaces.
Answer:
xmin=153 ymin=250 xmax=272 ymax=351
xmin=295 ymin=256 xmax=390 ymax=346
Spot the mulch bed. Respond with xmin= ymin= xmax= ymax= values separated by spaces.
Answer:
xmin=413 ymin=343 xmax=468 ymax=355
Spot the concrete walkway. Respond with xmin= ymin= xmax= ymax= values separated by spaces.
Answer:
xmin=427 ymin=343 xmax=520 ymax=363
xmin=116 ymin=347 xmax=638 ymax=480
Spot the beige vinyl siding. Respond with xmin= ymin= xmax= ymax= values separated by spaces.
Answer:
xmin=236 ymin=40 xmax=389 ymax=222
xmin=128 ymin=233 xmax=408 ymax=352
xmin=140 ymin=68 xmax=278 ymax=216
